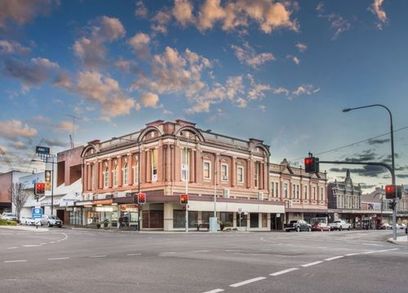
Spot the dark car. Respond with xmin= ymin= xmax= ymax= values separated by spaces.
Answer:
xmin=284 ymin=220 xmax=311 ymax=232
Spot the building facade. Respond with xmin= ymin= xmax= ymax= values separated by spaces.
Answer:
xmin=0 ymin=171 xmax=30 ymax=214
xmin=80 ymin=119 xmax=284 ymax=231
xmin=269 ymin=159 xmax=328 ymax=227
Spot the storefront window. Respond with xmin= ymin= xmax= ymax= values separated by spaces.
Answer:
xmin=262 ymin=213 xmax=268 ymax=228
xmin=250 ymin=213 xmax=259 ymax=228
xmin=173 ymin=210 xmax=185 ymax=228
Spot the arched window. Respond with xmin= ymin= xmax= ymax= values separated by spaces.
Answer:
xmin=122 ymin=158 xmax=128 ymax=186
xmin=103 ymin=162 xmax=109 ymax=188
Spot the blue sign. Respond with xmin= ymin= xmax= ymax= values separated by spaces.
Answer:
xmin=32 ymin=208 xmax=43 ymax=219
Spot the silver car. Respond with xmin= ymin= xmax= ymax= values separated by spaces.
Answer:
xmin=40 ymin=215 xmax=63 ymax=227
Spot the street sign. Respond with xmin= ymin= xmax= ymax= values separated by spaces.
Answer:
xmin=36 ymin=146 xmax=50 ymax=155
xmin=32 ymin=207 xmax=43 ymax=219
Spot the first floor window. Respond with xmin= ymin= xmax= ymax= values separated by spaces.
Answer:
xmin=122 ymin=160 xmax=128 ymax=186
xmin=237 ymin=166 xmax=244 ymax=183
xmin=203 ymin=161 xmax=211 ymax=180
xmin=221 ymin=163 xmax=228 ymax=181
xmin=103 ymin=163 xmax=109 ymax=188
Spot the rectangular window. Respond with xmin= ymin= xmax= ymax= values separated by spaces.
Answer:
xmin=151 ymin=149 xmax=158 ymax=182
xmin=133 ymin=155 xmax=139 ymax=185
xmin=221 ymin=163 xmax=228 ymax=181
xmin=284 ymin=183 xmax=288 ymax=198
xmin=237 ymin=166 xmax=244 ymax=183
xmin=203 ymin=161 xmax=211 ymax=180
xmin=271 ymin=181 xmax=274 ymax=197
xmin=181 ymin=148 xmax=190 ymax=182
xmin=304 ymin=185 xmax=308 ymax=199
xmin=275 ymin=183 xmax=279 ymax=197
xmin=292 ymin=184 xmax=296 ymax=198
xmin=313 ymin=187 xmax=316 ymax=200
xmin=321 ymin=187 xmax=324 ymax=201
xmin=254 ymin=162 xmax=260 ymax=187
xmin=122 ymin=160 xmax=128 ymax=186
xmin=103 ymin=163 xmax=109 ymax=188
xmin=297 ymin=185 xmax=300 ymax=199
xmin=113 ymin=160 xmax=118 ymax=187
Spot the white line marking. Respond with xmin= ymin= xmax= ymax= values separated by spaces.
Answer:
xmin=127 ymin=253 xmax=142 ymax=256
xmin=23 ymin=244 xmax=40 ymax=247
xmin=193 ymin=250 xmax=210 ymax=253
xmin=325 ymin=256 xmax=344 ymax=261
xmin=201 ymin=289 xmax=224 ymax=293
xmin=229 ymin=277 xmax=266 ymax=288
xmin=4 ymin=260 xmax=27 ymax=263
xmin=301 ymin=261 xmax=323 ymax=267
xmin=362 ymin=251 xmax=376 ymax=254
xmin=89 ymin=255 xmax=107 ymax=258
xmin=372 ymin=248 xmax=399 ymax=253
xmin=345 ymin=253 xmax=361 ymax=256
xmin=270 ymin=268 xmax=299 ymax=276
xmin=7 ymin=247 xmax=18 ymax=250
xmin=48 ymin=257 xmax=70 ymax=261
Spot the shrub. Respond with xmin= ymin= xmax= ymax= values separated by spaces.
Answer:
xmin=0 ymin=219 xmax=17 ymax=226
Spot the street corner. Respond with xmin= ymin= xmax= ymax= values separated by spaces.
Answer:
xmin=387 ymin=235 xmax=408 ymax=244
xmin=0 ymin=225 xmax=49 ymax=232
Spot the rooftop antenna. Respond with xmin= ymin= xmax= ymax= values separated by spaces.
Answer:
xmin=66 ymin=114 xmax=80 ymax=148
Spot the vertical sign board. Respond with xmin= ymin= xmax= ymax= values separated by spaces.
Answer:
xmin=45 ymin=170 xmax=52 ymax=191
xmin=32 ymin=207 xmax=43 ymax=219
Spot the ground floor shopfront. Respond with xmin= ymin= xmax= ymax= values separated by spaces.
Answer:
xmin=328 ymin=209 xmax=393 ymax=229
xmin=65 ymin=194 xmax=284 ymax=231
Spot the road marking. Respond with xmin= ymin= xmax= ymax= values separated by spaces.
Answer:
xmin=127 ymin=253 xmax=142 ymax=256
xmin=270 ymin=268 xmax=299 ymax=276
xmin=229 ymin=277 xmax=266 ymax=288
xmin=23 ymin=244 xmax=40 ymax=247
xmin=7 ymin=247 xmax=18 ymax=250
xmin=301 ymin=261 xmax=323 ymax=267
xmin=4 ymin=260 xmax=27 ymax=263
xmin=362 ymin=251 xmax=376 ymax=254
xmin=325 ymin=256 xmax=344 ymax=261
xmin=193 ymin=250 xmax=210 ymax=253
xmin=225 ymin=249 xmax=242 ymax=252
xmin=89 ymin=255 xmax=107 ymax=258
xmin=48 ymin=257 xmax=70 ymax=261
xmin=201 ymin=289 xmax=224 ymax=293
xmin=372 ymin=248 xmax=399 ymax=253
xmin=49 ymin=241 xmax=56 ymax=244
xmin=345 ymin=253 xmax=361 ymax=256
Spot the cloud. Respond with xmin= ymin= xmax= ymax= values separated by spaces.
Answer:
xmin=140 ymin=92 xmax=159 ymax=108
xmin=128 ymin=33 xmax=150 ymax=57
xmin=368 ymin=138 xmax=390 ymax=145
xmin=289 ymin=84 xmax=320 ymax=100
xmin=231 ymin=42 xmax=275 ymax=69
xmin=287 ymin=54 xmax=300 ymax=64
xmin=43 ymin=138 xmax=68 ymax=148
xmin=247 ymin=74 xmax=271 ymax=100
xmin=0 ymin=0 xmax=59 ymax=29
xmin=151 ymin=9 xmax=172 ymax=34
xmin=56 ymin=120 xmax=76 ymax=133
xmin=295 ymin=42 xmax=307 ymax=52
xmin=370 ymin=0 xmax=387 ymax=29
xmin=173 ymin=0 xmax=194 ymax=26
xmin=317 ymin=3 xmax=351 ymax=39
xmin=0 ymin=40 xmax=30 ymax=55
xmin=0 ymin=120 xmax=37 ymax=140
xmin=330 ymin=166 xmax=387 ymax=178
xmin=73 ymin=16 xmax=125 ymax=68
xmin=53 ymin=72 xmax=72 ymax=89
xmin=198 ymin=0 xmax=298 ymax=33
xmin=397 ymin=174 xmax=408 ymax=179
xmin=135 ymin=1 xmax=148 ymax=18
xmin=131 ymin=46 xmax=211 ymax=98
xmin=3 ymin=57 xmax=60 ymax=86
xmin=345 ymin=149 xmax=377 ymax=162
xmin=9 ymin=141 xmax=28 ymax=150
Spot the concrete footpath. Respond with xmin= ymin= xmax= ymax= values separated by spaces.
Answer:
xmin=387 ymin=234 xmax=408 ymax=244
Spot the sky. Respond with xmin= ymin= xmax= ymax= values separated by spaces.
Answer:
xmin=0 ymin=0 xmax=407 ymax=192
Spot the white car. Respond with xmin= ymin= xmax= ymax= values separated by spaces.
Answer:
xmin=329 ymin=220 xmax=352 ymax=231
xmin=1 ymin=213 xmax=17 ymax=221
xmin=20 ymin=217 xmax=36 ymax=225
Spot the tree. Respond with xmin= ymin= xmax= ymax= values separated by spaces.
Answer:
xmin=10 ymin=183 xmax=29 ymax=222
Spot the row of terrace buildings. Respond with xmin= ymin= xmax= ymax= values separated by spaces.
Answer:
xmin=2 ymin=119 xmax=407 ymax=231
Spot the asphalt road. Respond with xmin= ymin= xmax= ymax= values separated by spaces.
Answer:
xmin=0 ymin=227 xmax=407 ymax=293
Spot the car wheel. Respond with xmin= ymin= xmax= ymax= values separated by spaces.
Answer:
xmin=339 ymin=226 xmax=343 ymax=231
xmin=348 ymin=226 xmax=351 ymax=231
xmin=47 ymin=222 xmax=51 ymax=227
xmin=296 ymin=227 xmax=300 ymax=232
xmin=308 ymin=227 xmax=311 ymax=232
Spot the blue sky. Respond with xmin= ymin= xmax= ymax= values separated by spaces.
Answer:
xmin=0 ymin=0 xmax=407 ymax=190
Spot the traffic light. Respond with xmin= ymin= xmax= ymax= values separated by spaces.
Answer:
xmin=385 ymin=185 xmax=396 ymax=199
xmin=388 ymin=200 xmax=396 ymax=210
xmin=304 ymin=155 xmax=319 ymax=173
xmin=137 ymin=192 xmax=146 ymax=205
xmin=180 ymin=194 xmax=188 ymax=205
xmin=34 ymin=182 xmax=45 ymax=198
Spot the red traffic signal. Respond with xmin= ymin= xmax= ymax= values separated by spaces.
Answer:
xmin=137 ymin=192 xmax=146 ymax=204
xmin=180 ymin=194 xmax=188 ymax=205
xmin=34 ymin=182 xmax=45 ymax=197
xmin=304 ymin=156 xmax=319 ymax=173
xmin=385 ymin=185 xmax=402 ymax=199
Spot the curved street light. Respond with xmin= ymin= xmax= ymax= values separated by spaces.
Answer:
xmin=342 ymin=104 xmax=397 ymax=239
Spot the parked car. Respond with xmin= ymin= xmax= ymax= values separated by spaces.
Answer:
xmin=40 ymin=215 xmax=63 ymax=227
xmin=329 ymin=220 xmax=352 ymax=231
xmin=380 ymin=223 xmax=391 ymax=230
xmin=284 ymin=220 xmax=311 ymax=232
xmin=20 ymin=217 xmax=35 ymax=225
xmin=312 ymin=222 xmax=331 ymax=231
xmin=1 ymin=213 xmax=17 ymax=221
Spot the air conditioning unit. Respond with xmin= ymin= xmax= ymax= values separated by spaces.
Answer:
xmin=223 ymin=188 xmax=230 ymax=198
xmin=257 ymin=192 xmax=264 ymax=200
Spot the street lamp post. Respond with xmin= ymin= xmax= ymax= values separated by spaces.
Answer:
xmin=32 ymin=155 xmax=56 ymax=216
xmin=343 ymin=104 xmax=397 ymax=239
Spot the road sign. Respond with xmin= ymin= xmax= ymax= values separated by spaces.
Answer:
xmin=36 ymin=146 xmax=50 ymax=155
xmin=32 ymin=207 xmax=43 ymax=219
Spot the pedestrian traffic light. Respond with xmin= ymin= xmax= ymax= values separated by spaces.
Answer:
xmin=34 ymin=182 xmax=45 ymax=198
xmin=304 ymin=155 xmax=319 ymax=173
xmin=137 ymin=192 xmax=146 ymax=205
xmin=385 ymin=185 xmax=396 ymax=199
xmin=388 ymin=200 xmax=396 ymax=210
xmin=180 ymin=194 xmax=188 ymax=205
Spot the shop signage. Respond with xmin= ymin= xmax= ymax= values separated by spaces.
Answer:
xmin=92 ymin=199 xmax=113 ymax=205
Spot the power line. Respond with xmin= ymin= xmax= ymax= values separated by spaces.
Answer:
xmin=290 ymin=125 xmax=408 ymax=162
